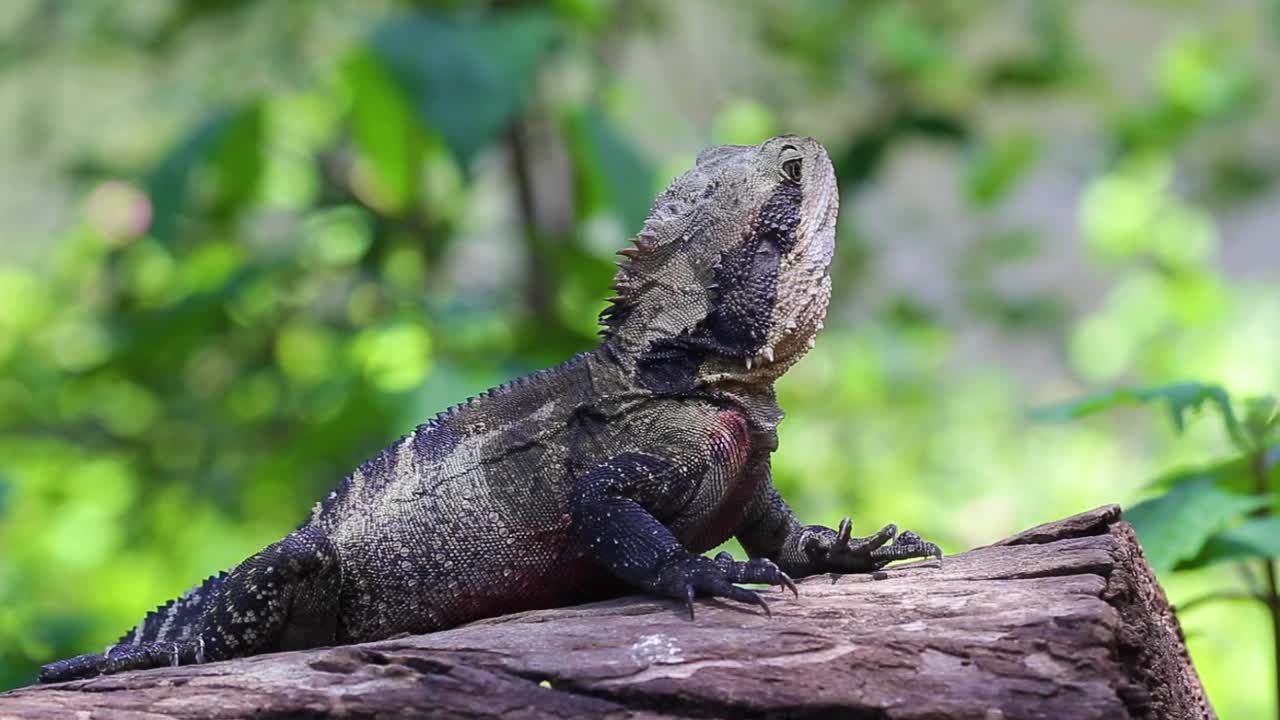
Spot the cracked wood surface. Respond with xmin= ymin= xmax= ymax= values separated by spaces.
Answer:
xmin=0 ymin=505 xmax=1214 ymax=720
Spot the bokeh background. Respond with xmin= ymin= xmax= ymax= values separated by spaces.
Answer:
xmin=1 ymin=1 xmax=1278 ymax=715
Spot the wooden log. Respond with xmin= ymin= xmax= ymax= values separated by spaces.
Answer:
xmin=0 ymin=505 xmax=1214 ymax=719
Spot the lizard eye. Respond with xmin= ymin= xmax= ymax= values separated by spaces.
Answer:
xmin=780 ymin=157 xmax=802 ymax=184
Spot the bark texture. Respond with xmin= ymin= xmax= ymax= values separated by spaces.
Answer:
xmin=0 ymin=505 xmax=1214 ymax=720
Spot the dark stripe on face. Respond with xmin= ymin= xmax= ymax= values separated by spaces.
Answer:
xmin=695 ymin=181 xmax=802 ymax=356
xmin=755 ymin=182 xmax=803 ymax=254
xmin=635 ymin=181 xmax=802 ymax=391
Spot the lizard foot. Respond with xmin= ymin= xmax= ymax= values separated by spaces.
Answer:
xmin=801 ymin=518 xmax=942 ymax=573
xmin=650 ymin=552 xmax=794 ymax=620
xmin=714 ymin=551 xmax=798 ymax=597
xmin=40 ymin=641 xmax=201 ymax=683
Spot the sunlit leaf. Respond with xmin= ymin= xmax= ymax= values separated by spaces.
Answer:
xmin=1125 ymin=478 xmax=1269 ymax=573
xmin=181 ymin=241 xmax=245 ymax=294
xmin=350 ymin=322 xmax=433 ymax=393
xmin=0 ymin=267 xmax=53 ymax=333
xmin=1030 ymin=381 xmax=1247 ymax=449
xmin=341 ymin=48 xmax=424 ymax=212
xmin=1158 ymin=32 xmax=1257 ymax=120
xmin=208 ymin=103 xmax=265 ymax=213
xmin=275 ymin=322 xmax=340 ymax=384
xmin=1180 ymin=517 xmax=1280 ymax=570
xmin=121 ymin=239 xmax=180 ymax=307
xmin=711 ymin=101 xmax=778 ymax=145
xmin=302 ymin=206 xmax=373 ymax=267
xmin=1080 ymin=153 xmax=1171 ymax=262
xmin=551 ymin=0 xmax=616 ymax=30
xmin=370 ymin=11 xmax=558 ymax=167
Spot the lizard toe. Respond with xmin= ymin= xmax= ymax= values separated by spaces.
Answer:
xmin=715 ymin=555 xmax=797 ymax=598
xmin=653 ymin=553 xmax=780 ymax=618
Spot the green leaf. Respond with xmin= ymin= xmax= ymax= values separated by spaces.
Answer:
xmin=1030 ymin=381 xmax=1246 ymax=449
xmin=1149 ymin=455 xmax=1257 ymax=493
xmin=146 ymin=110 xmax=236 ymax=246
xmin=145 ymin=103 xmax=263 ymax=245
xmin=1181 ymin=516 xmax=1280 ymax=570
xmin=341 ymin=47 xmax=425 ymax=212
xmin=564 ymin=106 xmax=655 ymax=234
xmin=1146 ymin=446 xmax=1280 ymax=516
xmin=208 ymin=103 xmax=265 ymax=212
xmin=1125 ymin=478 xmax=1269 ymax=573
xmin=1243 ymin=395 xmax=1279 ymax=447
xmin=866 ymin=5 xmax=945 ymax=73
xmin=370 ymin=11 xmax=558 ymax=167
xmin=966 ymin=132 xmax=1040 ymax=208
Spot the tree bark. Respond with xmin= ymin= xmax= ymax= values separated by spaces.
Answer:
xmin=0 ymin=505 xmax=1214 ymax=719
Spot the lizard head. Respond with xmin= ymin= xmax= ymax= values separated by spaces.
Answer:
xmin=601 ymin=135 xmax=839 ymax=389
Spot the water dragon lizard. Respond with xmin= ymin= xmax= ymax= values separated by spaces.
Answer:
xmin=41 ymin=135 xmax=941 ymax=682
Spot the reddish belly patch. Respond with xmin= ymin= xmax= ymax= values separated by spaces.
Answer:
xmin=688 ymin=409 xmax=761 ymax=552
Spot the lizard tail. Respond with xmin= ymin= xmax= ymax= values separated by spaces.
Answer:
xmin=116 ymin=571 xmax=227 ymax=646
xmin=41 ymin=572 xmax=228 ymax=683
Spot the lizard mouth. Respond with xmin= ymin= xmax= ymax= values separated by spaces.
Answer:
xmin=742 ymin=274 xmax=831 ymax=372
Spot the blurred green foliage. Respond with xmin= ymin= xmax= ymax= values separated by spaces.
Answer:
xmin=1035 ymin=383 xmax=1279 ymax=572
xmin=0 ymin=2 xmax=1278 ymax=717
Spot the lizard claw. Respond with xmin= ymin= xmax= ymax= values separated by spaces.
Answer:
xmin=654 ymin=552 xmax=793 ymax=619
xmin=803 ymin=519 xmax=941 ymax=573
xmin=747 ymin=589 xmax=771 ymax=618
xmin=778 ymin=571 xmax=798 ymax=598
xmin=868 ymin=529 xmax=943 ymax=568
xmin=713 ymin=551 xmax=797 ymax=598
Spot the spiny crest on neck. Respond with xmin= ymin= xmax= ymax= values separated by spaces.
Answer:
xmin=597 ymin=178 xmax=709 ymax=337
xmin=597 ymin=217 xmax=660 ymax=335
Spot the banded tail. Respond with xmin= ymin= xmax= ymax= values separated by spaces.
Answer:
xmin=117 ymin=572 xmax=226 ymax=646
xmin=40 ymin=526 xmax=340 ymax=683
xmin=38 ymin=573 xmax=224 ymax=683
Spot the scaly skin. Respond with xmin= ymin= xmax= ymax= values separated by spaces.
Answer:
xmin=40 ymin=136 xmax=941 ymax=683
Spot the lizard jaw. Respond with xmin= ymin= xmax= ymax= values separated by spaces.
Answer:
xmin=743 ymin=280 xmax=828 ymax=373
xmin=742 ymin=318 xmax=823 ymax=372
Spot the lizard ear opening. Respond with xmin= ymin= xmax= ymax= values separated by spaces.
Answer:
xmin=780 ymin=157 xmax=802 ymax=184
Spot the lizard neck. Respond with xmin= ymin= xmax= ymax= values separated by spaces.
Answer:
xmin=591 ymin=338 xmax=785 ymax=435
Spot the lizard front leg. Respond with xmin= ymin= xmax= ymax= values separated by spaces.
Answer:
xmin=735 ymin=468 xmax=941 ymax=578
xmin=570 ymin=452 xmax=794 ymax=618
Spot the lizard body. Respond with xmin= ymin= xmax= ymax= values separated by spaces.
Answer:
xmin=41 ymin=136 xmax=940 ymax=683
